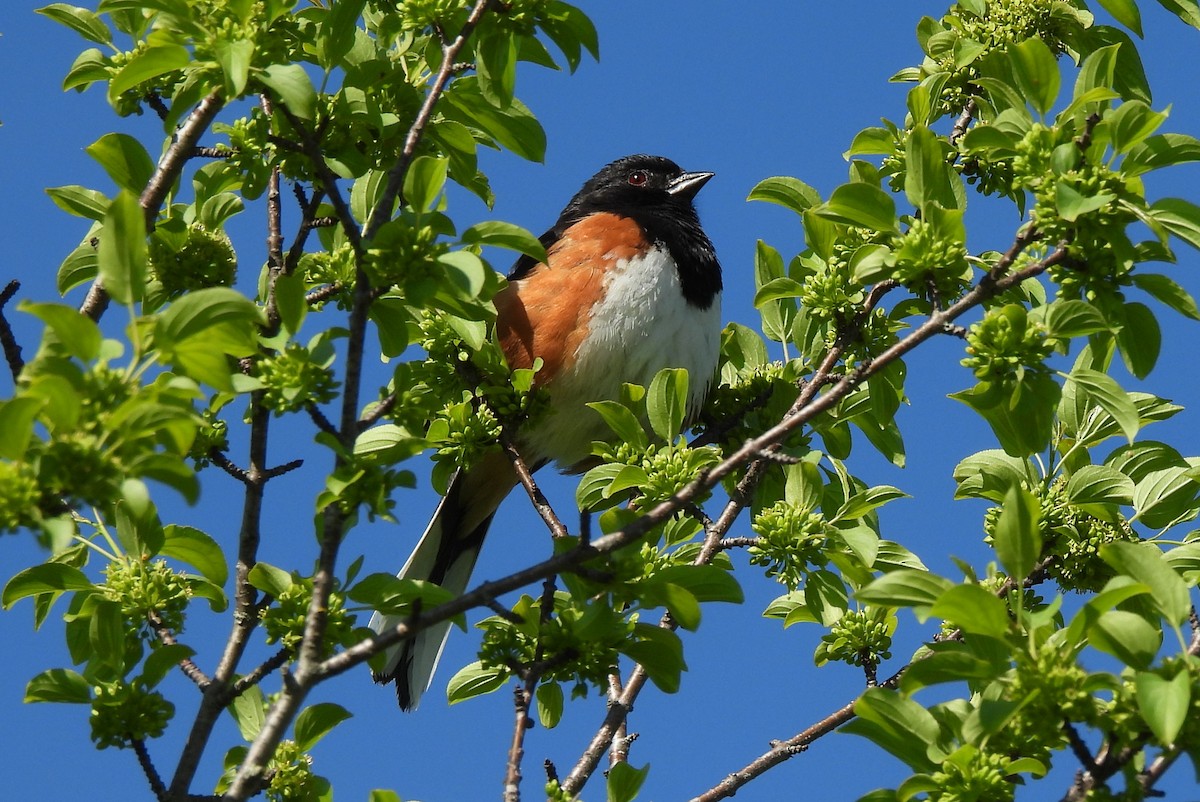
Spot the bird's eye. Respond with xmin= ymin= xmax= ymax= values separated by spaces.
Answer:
xmin=628 ymin=171 xmax=649 ymax=187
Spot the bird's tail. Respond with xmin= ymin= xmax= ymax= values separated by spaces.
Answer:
xmin=369 ymin=452 xmax=517 ymax=710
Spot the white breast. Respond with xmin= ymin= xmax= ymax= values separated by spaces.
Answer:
xmin=522 ymin=247 xmax=722 ymax=468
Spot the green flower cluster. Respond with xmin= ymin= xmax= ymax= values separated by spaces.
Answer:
xmin=266 ymin=739 xmax=327 ymax=802
xmin=256 ymin=344 xmax=340 ymax=416
xmin=1012 ymin=124 xmax=1139 ymax=304
xmin=299 ymin=243 xmax=357 ymax=310
xmin=478 ymin=592 xmax=633 ymax=695
xmin=90 ymin=679 xmax=175 ymax=749
xmin=961 ymin=304 xmax=1054 ymax=383
xmin=366 ymin=216 xmax=451 ymax=298
xmin=260 ymin=578 xmax=357 ymax=657
xmin=917 ymin=0 xmax=1089 ymax=117
xmin=815 ymin=607 xmax=894 ymax=668
xmin=0 ymin=461 xmax=40 ymax=534
xmin=102 ymin=558 xmax=194 ymax=636
xmin=749 ymin=501 xmax=830 ymax=591
xmin=989 ymin=644 xmax=1099 ymax=764
xmin=926 ymin=746 xmax=1015 ymax=802
xmin=984 ymin=480 xmax=1135 ymax=593
xmin=148 ymin=223 xmax=238 ymax=300
xmin=891 ymin=216 xmax=972 ymax=302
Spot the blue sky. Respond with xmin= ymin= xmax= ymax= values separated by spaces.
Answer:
xmin=3 ymin=2 xmax=1200 ymax=800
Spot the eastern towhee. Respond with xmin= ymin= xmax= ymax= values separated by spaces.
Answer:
xmin=370 ymin=154 xmax=723 ymax=709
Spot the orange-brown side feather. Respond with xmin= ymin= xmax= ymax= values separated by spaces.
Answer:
xmin=496 ymin=213 xmax=648 ymax=382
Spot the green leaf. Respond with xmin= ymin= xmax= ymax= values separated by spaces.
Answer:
xmin=619 ymin=625 xmax=684 ymax=694
xmin=1149 ymin=198 xmax=1200 ymax=251
xmin=1009 ymin=37 xmax=1060 ymax=116
xmin=107 ymin=42 xmax=190 ymax=100
xmin=1115 ymin=301 xmax=1160 ymax=379
xmin=653 ymin=565 xmax=743 ymax=604
xmin=97 ymin=189 xmax=146 ymax=305
xmin=141 ymin=642 xmax=196 ymax=688
xmin=1133 ymin=273 xmax=1200 ymax=320
xmin=315 ymin=0 xmax=366 ymax=67
xmin=842 ymin=688 xmax=940 ymax=772
xmin=930 ymin=584 xmax=1011 ymax=638
xmin=832 ymin=485 xmax=908 ymax=523
xmin=90 ymin=597 xmax=126 ymax=672
xmin=229 ymin=686 xmax=266 ymax=741
xmin=1123 ymin=134 xmax=1200 ymax=176
xmin=476 ymin=29 xmax=517 ymax=108
xmin=1100 ymin=542 xmax=1190 ymax=624
xmin=20 ymin=301 xmax=102 ymax=361
xmin=258 ymin=63 xmax=317 ymax=120
xmin=88 ymin=133 xmax=155 ymax=194
xmin=1065 ymin=464 xmax=1134 ymax=516
xmin=403 ymin=155 xmax=449 ymax=212
xmin=953 ymin=450 xmax=1031 ymax=502
xmin=904 ymin=124 xmax=952 ymax=210
xmin=64 ymin=47 xmax=110 ymax=92
xmin=1056 ymin=181 xmax=1116 ymax=222
xmin=2 ymin=563 xmax=94 ymax=608
xmin=660 ymin=583 xmax=701 ymax=631
xmin=1108 ymin=101 xmax=1166 ymax=155
xmin=992 ymin=486 xmax=1042 ymax=581
xmin=1096 ymin=0 xmax=1143 ymax=36
xmin=214 ymin=38 xmax=254 ymax=96
xmin=1035 ymin=299 xmax=1109 ymax=339
xmin=753 ymin=276 xmax=805 ymax=307
xmin=607 ymin=761 xmax=650 ymax=802
xmin=293 ymin=702 xmax=352 ymax=751
xmin=746 ymin=176 xmax=821 ymax=215
xmin=1133 ymin=466 xmax=1199 ymax=529
xmin=0 ymin=397 xmax=44 ymax=460
xmin=25 ymin=668 xmax=92 ymax=703
xmin=443 ymin=78 xmax=546 ymax=162
xmin=368 ymin=792 xmax=402 ymax=802
xmin=461 ymin=220 xmax=548 ymax=264
xmin=1066 ymin=368 xmax=1140 ymax=443
xmin=1136 ymin=669 xmax=1191 ymax=745
xmin=37 ymin=3 xmax=112 ymax=43
xmin=646 ymin=368 xmax=688 ymax=442
xmin=856 ymin=569 xmax=953 ymax=608
xmin=247 ymin=563 xmax=294 ymax=598
xmin=447 ymin=660 xmax=507 ymax=703
xmin=46 ymin=185 xmax=110 ymax=220
xmin=161 ymin=525 xmax=228 ymax=586
xmin=155 ymin=286 xmax=261 ymax=346
xmin=587 ymin=401 xmax=648 ymax=449
xmin=536 ymin=682 xmax=563 ymax=729
xmin=1090 ymin=610 xmax=1161 ymax=669
xmin=1155 ymin=0 xmax=1200 ymax=29
xmin=814 ymin=182 xmax=897 ymax=232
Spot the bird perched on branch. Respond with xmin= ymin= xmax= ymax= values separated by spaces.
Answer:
xmin=370 ymin=154 xmax=723 ymax=710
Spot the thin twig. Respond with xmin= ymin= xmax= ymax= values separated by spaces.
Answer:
xmin=0 ymin=280 xmax=25 ymax=380
xmin=148 ymin=612 xmax=211 ymax=689
xmin=231 ymin=649 xmax=291 ymax=697
xmin=501 ymin=432 xmax=568 ymax=539
xmin=362 ymin=0 xmax=492 ymax=242
xmin=132 ymin=738 xmax=168 ymax=801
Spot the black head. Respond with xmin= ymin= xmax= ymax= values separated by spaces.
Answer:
xmin=512 ymin=154 xmax=722 ymax=309
xmin=559 ymin=154 xmax=715 ymax=222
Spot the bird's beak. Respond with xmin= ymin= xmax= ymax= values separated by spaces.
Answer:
xmin=667 ymin=171 xmax=715 ymax=200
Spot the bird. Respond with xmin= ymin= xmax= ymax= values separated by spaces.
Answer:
xmin=369 ymin=154 xmax=723 ymax=710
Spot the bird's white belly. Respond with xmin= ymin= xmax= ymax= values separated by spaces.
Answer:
xmin=522 ymin=247 xmax=721 ymax=468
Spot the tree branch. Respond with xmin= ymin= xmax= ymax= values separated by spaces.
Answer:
xmin=80 ymin=90 xmax=226 ymax=322
xmin=362 ymin=0 xmax=492 ymax=242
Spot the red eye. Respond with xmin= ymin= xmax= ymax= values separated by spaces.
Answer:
xmin=628 ymin=171 xmax=648 ymax=187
